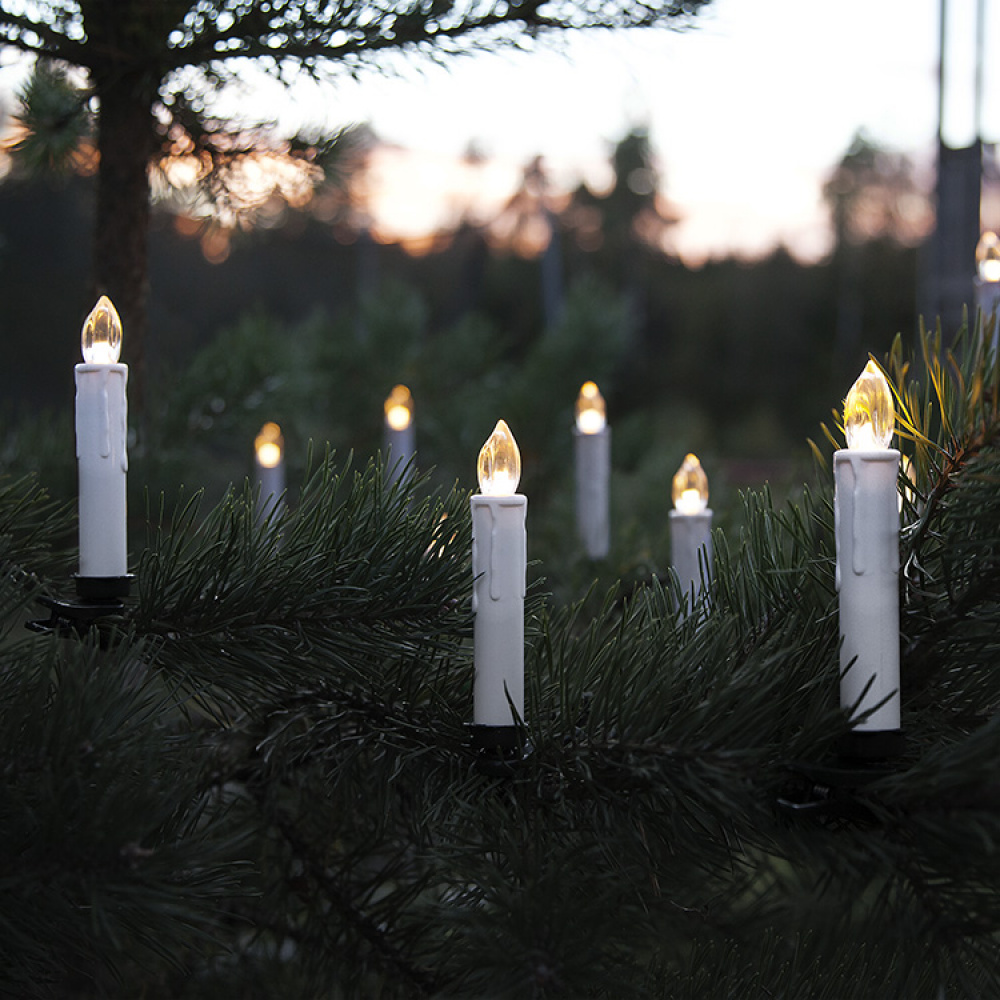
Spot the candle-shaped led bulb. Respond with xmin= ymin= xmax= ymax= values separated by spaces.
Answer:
xmin=844 ymin=360 xmax=894 ymax=450
xmin=672 ymin=453 xmax=709 ymax=515
xmin=384 ymin=384 xmax=414 ymax=432
xmin=254 ymin=421 xmax=285 ymax=521
xmin=75 ymin=295 xmax=129 ymax=593
xmin=834 ymin=357 xmax=902 ymax=753
xmin=669 ymin=452 xmax=712 ymax=608
xmin=81 ymin=295 xmax=122 ymax=364
xmin=255 ymin=421 xmax=283 ymax=469
xmin=477 ymin=419 xmax=521 ymax=496
xmin=471 ymin=417 xmax=527 ymax=746
xmin=575 ymin=381 xmax=607 ymax=435
xmin=573 ymin=381 xmax=611 ymax=557
xmin=976 ymin=230 xmax=1000 ymax=284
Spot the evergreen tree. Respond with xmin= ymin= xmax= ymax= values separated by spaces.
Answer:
xmin=3 ymin=316 xmax=1000 ymax=997
xmin=822 ymin=131 xmax=931 ymax=373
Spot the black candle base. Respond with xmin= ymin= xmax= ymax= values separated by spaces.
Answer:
xmin=75 ymin=574 xmax=133 ymax=600
xmin=836 ymin=728 xmax=906 ymax=762
xmin=469 ymin=724 xmax=530 ymax=777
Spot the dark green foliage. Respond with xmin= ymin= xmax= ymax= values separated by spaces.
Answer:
xmin=0 ymin=471 xmax=73 ymax=591
xmin=508 ymin=275 xmax=633 ymax=488
xmin=146 ymin=310 xmax=323 ymax=501
xmin=2 ymin=322 xmax=1000 ymax=997
xmin=0 ymin=637 xmax=251 ymax=998
xmin=134 ymin=452 xmax=472 ymax=712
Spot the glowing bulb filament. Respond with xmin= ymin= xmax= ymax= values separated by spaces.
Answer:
xmin=477 ymin=419 xmax=521 ymax=496
xmin=844 ymin=360 xmax=894 ymax=450
xmin=575 ymin=381 xmax=607 ymax=434
xmin=255 ymin=422 xmax=284 ymax=469
xmin=384 ymin=384 xmax=414 ymax=431
xmin=672 ymin=453 xmax=709 ymax=514
xmin=81 ymin=295 xmax=122 ymax=364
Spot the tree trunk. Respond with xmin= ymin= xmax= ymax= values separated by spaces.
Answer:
xmin=92 ymin=72 xmax=157 ymax=423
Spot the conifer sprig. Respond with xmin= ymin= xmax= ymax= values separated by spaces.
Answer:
xmin=132 ymin=451 xmax=473 ymax=713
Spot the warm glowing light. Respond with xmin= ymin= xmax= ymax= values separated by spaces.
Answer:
xmin=384 ymin=384 xmax=414 ymax=431
xmin=477 ymin=419 xmax=521 ymax=496
xmin=976 ymin=231 xmax=1000 ymax=283
xmin=672 ymin=453 xmax=709 ymax=514
xmin=844 ymin=360 xmax=894 ymax=450
xmin=255 ymin=422 xmax=284 ymax=469
xmin=575 ymin=381 xmax=607 ymax=434
xmin=153 ymin=148 xmax=322 ymax=229
xmin=81 ymin=296 xmax=122 ymax=364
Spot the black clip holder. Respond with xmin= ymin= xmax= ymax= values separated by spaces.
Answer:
xmin=26 ymin=575 xmax=133 ymax=639
xmin=778 ymin=730 xmax=907 ymax=822
xmin=469 ymin=724 xmax=531 ymax=777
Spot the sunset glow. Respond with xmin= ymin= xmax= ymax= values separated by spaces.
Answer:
xmin=1 ymin=0 xmax=996 ymax=262
xmin=356 ymin=144 xmax=521 ymax=253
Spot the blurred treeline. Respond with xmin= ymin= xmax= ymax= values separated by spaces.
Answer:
xmin=0 ymin=127 xmax=926 ymax=585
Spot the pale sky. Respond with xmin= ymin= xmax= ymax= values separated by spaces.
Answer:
xmin=242 ymin=0 xmax=996 ymax=262
xmin=3 ymin=0 xmax=998 ymax=261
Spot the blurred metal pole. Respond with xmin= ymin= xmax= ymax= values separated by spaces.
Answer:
xmin=976 ymin=0 xmax=986 ymax=148
xmin=921 ymin=0 xmax=982 ymax=336
xmin=938 ymin=0 xmax=946 ymax=142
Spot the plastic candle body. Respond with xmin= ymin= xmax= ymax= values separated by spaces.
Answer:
xmin=75 ymin=296 xmax=129 ymax=589
xmin=254 ymin=422 xmax=285 ymax=519
xmin=573 ymin=382 xmax=610 ymax=559
xmin=384 ymin=384 xmax=415 ymax=485
xmin=975 ymin=231 xmax=1000 ymax=336
xmin=669 ymin=453 xmax=712 ymax=605
xmin=471 ymin=420 xmax=527 ymax=730
xmin=835 ymin=361 xmax=901 ymax=735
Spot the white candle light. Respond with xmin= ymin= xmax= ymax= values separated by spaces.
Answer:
xmin=835 ymin=360 xmax=902 ymax=752
xmin=254 ymin=421 xmax=285 ymax=519
xmin=471 ymin=419 xmax=527 ymax=739
xmin=75 ymin=296 xmax=129 ymax=596
xmin=669 ymin=453 xmax=712 ymax=605
xmin=975 ymin=231 xmax=1000 ymax=341
xmin=384 ymin=384 xmax=415 ymax=486
xmin=573 ymin=381 xmax=610 ymax=559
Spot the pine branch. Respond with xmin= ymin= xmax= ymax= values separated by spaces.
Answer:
xmin=9 ymin=324 xmax=1000 ymax=995
xmin=131 ymin=452 xmax=472 ymax=714
xmin=256 ymin=789 xmax=444 ymax=996
xmin=0 ymin=472 xmax=74 ymax=628
xmin=0 ymin=635 xmax=251 ymax=998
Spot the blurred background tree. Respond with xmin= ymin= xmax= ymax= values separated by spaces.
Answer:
xmin=823 ymin=131 xmax=933 ymax=371
xmin=0 ymin=117 xmax=928 ymax=585
xmin=0 ymin=0 xmax=712 ymax=409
